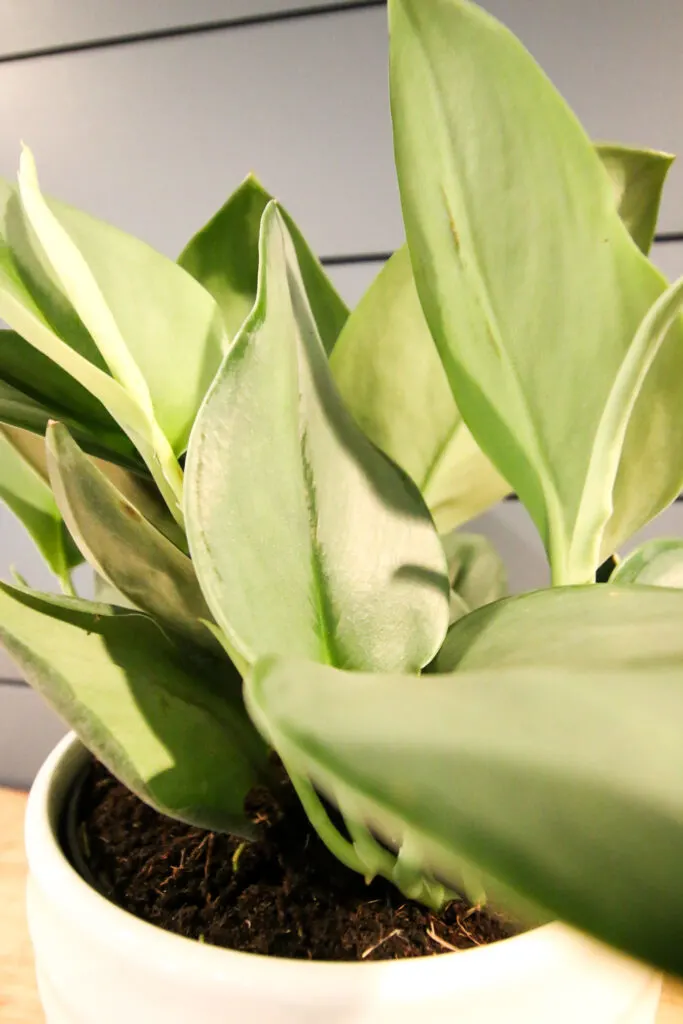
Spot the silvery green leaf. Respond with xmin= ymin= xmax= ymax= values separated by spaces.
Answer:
xmin=611 ymin=538 xmax=683 ymax=589
xmin=0 ymin=582 xmax=267 ymax=836
xmin=434 ymin=583 xmax=683 ymax=673
xmin=186 ymin=203 xmax=449 ymax=672
xmin=46 ymin=423 xmax=214 ymax=650
xmin=331 ymin=246 xmax=509 ymax=532
xmin=247 ymin=644 xmax=683 ymax=977
xmin=390 ymin=0 xmax=683 ymax=584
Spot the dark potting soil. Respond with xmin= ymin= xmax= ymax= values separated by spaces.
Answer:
xmin=72 ymin=758 xmax=516 ymax=962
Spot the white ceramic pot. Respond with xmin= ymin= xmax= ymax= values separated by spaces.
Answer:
xmin=26 ymin=734 xmax=661 ymax=1024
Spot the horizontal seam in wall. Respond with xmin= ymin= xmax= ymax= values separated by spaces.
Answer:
xmin=322 ymin=236 xmax=683 ymax=267
xmin=0 ymin=677 xmax=28 ymax=689
xmin=0 ymin=0 xmax=387 ymax=65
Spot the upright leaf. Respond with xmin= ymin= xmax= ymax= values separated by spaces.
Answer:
xmin=390 ymin=0 xmax=683 ymax=584
xmin=329 ymin=145 xmax=663 ymax=534
xmin=0 ymin=582 xmax=267 ymax=836
xmin=179 ymin=175 xmax=348 ymax=353
xmin=14 ymin=149 xmax=225 ymax=455
xmin=597 ymin=275 xmax=683 ymax=560
xmin=596 ymin=143 xmax=674 ymax=254
xmin=331 ymin=247 xmax=509 ymax=531
xmin=46 ymin=423 xmax=213 ymax=649
xmin=0 ymin=174 xmax=182 ymax=516
xmin=0 ymin=238 xmax=149 ymax=441
xmin=186 ymin=203 xmax=449 ymax=672
xmin=0 ymin=427 xmax=80 ymax=584
xmin=247 ymin=652 xmax=683 ymax=977
xmin=434 ymin=584 xmax=683 ymax=674
xmin=611 ymin=539 xmax=683 ymax=588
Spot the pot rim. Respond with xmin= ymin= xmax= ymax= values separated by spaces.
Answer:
xmin=26 ymin=732 xmax=598 ymax=997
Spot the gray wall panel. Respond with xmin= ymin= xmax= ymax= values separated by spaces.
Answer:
xmin=0 ymin=4 xmax=680 ymax=269
xmin=0 ymin=9 xmax=397 ymax=260
xmin=0 ymin=684 xmax=67 ymax=788
xmin=652 ymin=242 xmax=683 ymax=282
xmin=480 ymin=0 xmax=683 ymax=235
xmin=0 ymin=1 xmax=364 ymax=59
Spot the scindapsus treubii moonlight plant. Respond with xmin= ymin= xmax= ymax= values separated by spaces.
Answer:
xmin=2 ymin=0 xmax=683 ymax=977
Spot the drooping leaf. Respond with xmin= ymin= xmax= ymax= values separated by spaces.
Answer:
xmin=441 ymin=529 xmax=507 ymax=615
xmin=434 ymin=583 xmax=683 ymax=674
xmin=46 ymin=423 xmax=213 ymax=649
xmin=0 ymin=426 xmax=80 ymax=583
xmin=611 ymin=539 xmax=683 ymax=589
xmin=186 ymin=203 xmax=449 ymax=672
xmin=390 ymin=0 xmax=683 ymax=584
xmin=331 ymin=247 xmax=510 ymax=531
xmin=179 ymin=174 xmax=348 ymax=353
xmin=596 ymin=143 xmax=674 ymax=255
xmin=246 ymin=651 xmax=683 ymax=977
xmin=0 ymin=582 xmax=267 ymax=836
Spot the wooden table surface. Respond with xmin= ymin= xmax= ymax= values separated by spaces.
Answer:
xmin=2 ymin=788 xmax=683 ymax=1023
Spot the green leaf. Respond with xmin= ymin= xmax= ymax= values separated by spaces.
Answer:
xmin=89 ymin=458 xmax=189 ymax=554
xmin=0 ymin=176 xmax=183 ymax=516
xmin=186 ymin=203 xmax=449 ymax=672
xmin=1 ymin=422 xmax=51 ymax=481
xmin=0 ymin=378 xmax=56 ymax=436
xmin=441 ymin=529 xmax=507 ymax=615
xmin=331 ymin=247 xmax=510 ymax=531
xmin=611 ymin=539 xmax=683 ymax=588
xmin=390 ymin=0 xmax=683 ymax=584
xmin=328 ymin=147 xmax=663 ymax=533
xmin=14 ymin=149 xmax=225 ymax=456
xmin=0 ymin=329 xmax=119 ymax=430
xmin=596 ymin=143 xmax=674 ymax=254
xmin=0 ymin=238 xmax=149 ymax=439
xmin=179 ymin=174 xmax=348 ymax=354
xmin=597 ymin=274 xmax=683 ymax=561
xmin=434 ymin=583 xmax=683 ymax=674
xmin=46 ymin=423 xmax=214 ymax=649
xmin=0 ymin=582 xmax=267 ymax=836
xmin=0 ymin=329 xmax=140 ymax=467
xmin=0 ymin=426 xmax=80 ymax=584
xmin=246 ymin=652 xmax=683 ymax=977
xmin=93 ymin=573 xmax=135 ymax=609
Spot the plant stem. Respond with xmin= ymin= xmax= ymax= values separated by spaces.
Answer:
xmin=286 ymin=770 xmax=368 ymax=877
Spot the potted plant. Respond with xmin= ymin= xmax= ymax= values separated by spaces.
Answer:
xmin=2 ymin=1 xmax=683 ymax=1021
